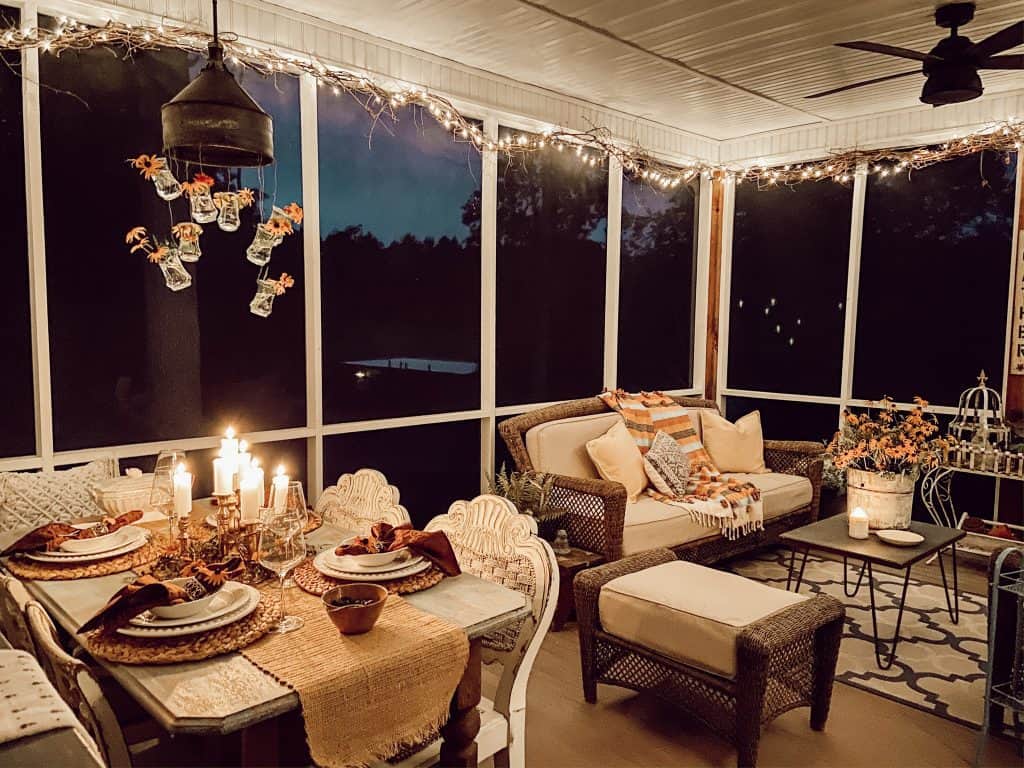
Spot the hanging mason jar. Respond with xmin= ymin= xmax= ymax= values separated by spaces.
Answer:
xmin=158 ymin=247 xmax=192 ymax=292
xmin=151 ymin=159 xmax=182 ymax=201
xmin=249 ymin=278 xmax=278 ymax=317
xmin=215 ymin=192 xmax=242 ymax=232
xmin=246 ymin=226 xmax=283 ymax=266
xmin=189 ymin=188 xmax=218 ymax=224
xmin=178 ymin=236 xmax=202 ymax=263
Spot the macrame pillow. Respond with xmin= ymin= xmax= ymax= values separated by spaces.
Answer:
xmin=643 ymin=431 xmax=692 ymax=497
xmin=0 ymin=457 xmax=117 ymax=534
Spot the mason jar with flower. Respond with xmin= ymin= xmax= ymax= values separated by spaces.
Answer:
xmin=826 ymin=397 xmax=947 ymax=530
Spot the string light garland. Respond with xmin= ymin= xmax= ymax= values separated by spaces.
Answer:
xmin=2 ymin=15 xmax=1023 ymax=189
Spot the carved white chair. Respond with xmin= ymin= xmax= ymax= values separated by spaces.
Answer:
xmin=1 ymin=575 xmax=38 ymax=656
xmin=315 ymin=468 xmax=411 ymax=534
xmin=390 ymin=494 xmax=558 ymax=768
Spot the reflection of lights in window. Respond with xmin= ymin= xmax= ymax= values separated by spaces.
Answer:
xmin=769 ymin=297 xmax=776 ymax=306
xmin=775 ymin=324 xmax=781 ymax=333
xmin=737 ymin=299 xmax=744 ymax=308
xmin=354 ymin=371 xmax=367 ymax=379
xmin=763 ymin=307 xmax=770 ymax=315
xmin=788 ymin=337 xmax=795 ymax=346
xmin=796 ymin=318 xmax=802 ymax=326
xmin=837 ymin=301 xmax=844 ymax=310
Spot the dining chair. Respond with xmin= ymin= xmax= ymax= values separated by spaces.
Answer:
xmin=25 ymin=601 xmax=136 ymax=767
xmin=389 ymin=494 xmax=558 ymax=768
xmin=0 ymin=574 xmax=38 ymax=656
xmin=315 ymin=468 xmax=411 ymax=534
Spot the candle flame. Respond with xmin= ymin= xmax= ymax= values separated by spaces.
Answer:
xmin=252 ymin=458 xmax=260 ymax=468
xmin=275 ymin=464 xmax=285 ymax=477
xmin=174 ymin=462 xmax=186 ymax=476
xmin=239 ymin=439 xmax=249 ymax=452
xmin=225 ymin=426 xmax=235 ymax=439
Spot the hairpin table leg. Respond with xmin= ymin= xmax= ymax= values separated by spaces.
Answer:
xmin=787 ymin=546 xmax=809 ymax=592
xmin=867 ymin=562 xmax=912 ymax=670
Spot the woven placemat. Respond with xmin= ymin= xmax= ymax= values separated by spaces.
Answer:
xmin=292 ymin=559 xmax=444 ymax=597
xmin=3 ymin=536 xmax=166 ymax=581
xmin=83 ymin=594 xmax=281 ymax=665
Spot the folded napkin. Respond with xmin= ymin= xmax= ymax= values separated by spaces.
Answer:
xmin=2 ymin=510 xmax=144 ymax=555
xmin=335 ymin=522 xmax=461 ymax=577
xmin=77 ymin=557 xmax=244 ymax=633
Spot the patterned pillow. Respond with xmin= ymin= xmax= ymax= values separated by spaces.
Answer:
xmin=0 ymin=457 xmax=117 ymax=534
xmin=643 ymin=431 xmax=692 ymax=496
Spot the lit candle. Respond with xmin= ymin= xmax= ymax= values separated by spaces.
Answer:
xmin=848 ymin=507 xmax=869 ymax=540
xmin=235 ymin=439 xmax=251 ymax=490
xmin=213 ymin=450 xmax=234 ymax=495
xmin=239 ymin=466 xmax=260 ymax=524
xmin=173 ymin=463 xmax=192 ymax=519
xmin=272 ymin=465 xmax=289 ymax=512
xmin=253 ymin=460 xmax=265 ymax=507
xmin=220 ymin=426 xmax=239 ymax=460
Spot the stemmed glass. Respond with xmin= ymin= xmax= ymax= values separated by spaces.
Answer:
xmin=150 ymin=449 xmax=187 ymax=544
xmin=259 ymin=509 xmax=306 ymax=634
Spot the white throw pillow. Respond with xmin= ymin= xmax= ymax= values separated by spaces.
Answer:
xmin=699 ymin=411 xmax=769 ymax=474
xmin=0 ymin=457 xmax=117 ymax=533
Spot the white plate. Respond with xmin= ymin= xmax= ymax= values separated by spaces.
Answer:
xmin=60 ymin=526 xmax=141 ymax=554
xmin=26 ymin=529 xmax=148 ymax=563
xmin=129 ymin=582 xmax=250 ymax=628
xmin=313 ymin=551 xmax=431 ymax=582
xmin=117 ymin=584 xmax=260 ymax=638
xmin=875 ymin=529 xmax=925 ymax=547
xmin=337 ymin=537 xmax=411 ymax=567
xmin=324 ymin=552 xmax=423 ymax=574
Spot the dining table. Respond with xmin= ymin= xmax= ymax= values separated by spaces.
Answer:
xmin=7 ymin=509 xmax=531 ymax=767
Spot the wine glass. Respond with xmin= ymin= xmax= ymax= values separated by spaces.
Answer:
xmin=150 ymin=449 xmax=187 ymax=544
xmin=259 ymin=509 xmax=306 ymax=634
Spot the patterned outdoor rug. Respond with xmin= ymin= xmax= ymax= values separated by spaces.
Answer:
xmin=728 ymin=548 xmax=988 ymax=727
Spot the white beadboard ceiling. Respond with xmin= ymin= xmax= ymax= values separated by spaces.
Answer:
xmin=276 ymin=0 xmax=1024 ymax=141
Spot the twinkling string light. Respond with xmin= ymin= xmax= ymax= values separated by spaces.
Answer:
xmin=2 ymin=16 xmax=1023 ymax=188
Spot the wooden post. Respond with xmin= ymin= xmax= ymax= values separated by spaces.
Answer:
xmin=704 ymin=173 xmax=726 ymax=401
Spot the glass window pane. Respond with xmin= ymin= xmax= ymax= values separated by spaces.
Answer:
xmin=855 ymin=151 xmax=1016 ymax=405
xmin=729 ymin=180 xmax=852 ymax=396
xmin=617 ymin=177 xmax=699 ymax=391
xmin=496 ymin=131 xmax=607 ymax=406
xmin=724 ymin=396 xmax=838 ymax=445
xmin=0 ymin=4 xmax=34 ymax=458
xmin=323 ymin=420 xmax=480 ymax=528
xmin=318 ymin=100 xmax=481 ymax=423
xmin=40 ymin=44 xmax=305 ymax=450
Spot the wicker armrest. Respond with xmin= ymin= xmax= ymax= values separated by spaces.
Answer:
xmin=763 ymin=440 xmax=825 ymax=522
xmin=739 ymin=594 xmax=844 ymax=657
xmin=548 ymin=473 xmax=628 ymax=562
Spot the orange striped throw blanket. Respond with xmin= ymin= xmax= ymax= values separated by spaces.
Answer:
xmin=598 ymin=390 xmax=763 ymax=540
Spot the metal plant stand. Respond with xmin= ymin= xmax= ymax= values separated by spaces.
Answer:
xmin=921 ymin=464 xmax=1024 ymax=555
xmin=976 ymin=547 xmax=1024 ymax=766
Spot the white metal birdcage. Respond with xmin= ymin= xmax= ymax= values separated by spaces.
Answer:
xmin=948 ymin=370 xmax=1010 ymax=449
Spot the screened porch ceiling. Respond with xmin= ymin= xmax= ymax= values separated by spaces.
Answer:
xmin=276 ymin=0 xmax=1024 ymax=141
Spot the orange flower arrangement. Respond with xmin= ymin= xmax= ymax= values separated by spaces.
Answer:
xmin=129 ymin=154 xmax=166 ymax=180
xmin=237 ymin=188 xmax=256 ymax=207
xmin=171 ymin=222 xmax=203 ymax=243
xmin=282 ymin=202 xmax=304 ymax=224
xmin=125 ymin=226 xmax=169 ymax=263
xmin=261 ymin=215 xmax=294 ymax=237
xmin=827 ymin=396 xmax=948 ymax=477
xmin=271 ymin=272 xmax=296 ymax=296
xmin=180 ymin=172 xmax=215 ymax=197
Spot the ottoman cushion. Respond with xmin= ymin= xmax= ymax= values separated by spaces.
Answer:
xmin=598 ymin=561 xmax=808 ymax=678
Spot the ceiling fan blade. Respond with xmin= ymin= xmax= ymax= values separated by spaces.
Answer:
xmin=805 ymin=70 xmax=920 ymax=99
xmin=835 ymin=41 xmax=930 ymax=61
xmin=972 ymin=21 xmax=1024 ymax=58
xmin=979 ymin=54 xmax=1024 ymax=69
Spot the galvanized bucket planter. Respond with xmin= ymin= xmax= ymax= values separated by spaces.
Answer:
xmin=846 ymin=468 xmax=916 ymax=530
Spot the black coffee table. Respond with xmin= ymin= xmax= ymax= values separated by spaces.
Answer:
xmin=779 ymin=514 xmax=965 ymax=669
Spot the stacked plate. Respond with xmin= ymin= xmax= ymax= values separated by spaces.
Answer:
xmin=313 ymin=548 xmax=431 ymax=582
xmin=118 ymin=581 xmax=260 ymax=638
xmin=25 ymin=526 xmax=149 ymax=564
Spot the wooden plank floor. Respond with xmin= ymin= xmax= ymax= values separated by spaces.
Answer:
xmin=487 ymin=551 xmax=1022 ymax=767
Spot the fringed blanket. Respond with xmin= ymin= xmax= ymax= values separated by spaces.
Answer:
xmin=599 ymin=390 xmax=764 ymax=540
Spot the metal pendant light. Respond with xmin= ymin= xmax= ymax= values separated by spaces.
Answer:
xmin=161 ymin=0 xmax=273 ymax=168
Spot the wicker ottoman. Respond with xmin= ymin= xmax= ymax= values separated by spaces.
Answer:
xmin=575 ymin=548 xmax=844 ymax=768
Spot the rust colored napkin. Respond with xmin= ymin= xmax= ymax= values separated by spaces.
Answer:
xmin=335 ymin=522 xmax=461 ymax=576
xmin=77 ymin=557 xmax=244 ymax=633
xmin=2 ymin=510 xmax=144 ymax=555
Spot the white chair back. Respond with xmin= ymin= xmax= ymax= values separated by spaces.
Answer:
xmin=426 ymin=495 xmax=558 ymax=752
xmin=0 ymin=575 xmax=37 ymax=656
xmin=26 ymin=602 xmax=133 ymax=768
xmin=315 ymin=469 xmax=411 ymax=534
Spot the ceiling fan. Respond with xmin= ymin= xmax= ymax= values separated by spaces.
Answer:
xmin=806 ymin=2 xmax=1023 ymax=105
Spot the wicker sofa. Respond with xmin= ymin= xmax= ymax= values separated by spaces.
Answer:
xmin=498 ymin=396 xmax=824 ymax=563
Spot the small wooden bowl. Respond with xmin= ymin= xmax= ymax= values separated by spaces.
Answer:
xmin=322 ymin=584 xmax=388 ymax=635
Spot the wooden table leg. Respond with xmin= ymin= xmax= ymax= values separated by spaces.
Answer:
xmin=439 ymin=638 xmax=482 ymax=768
xmin=551 ymin=567 xmax=574 ymax=631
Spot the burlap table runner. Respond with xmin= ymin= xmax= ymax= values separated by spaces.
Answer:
xmin=241 ymin=587 xmax=469 ymax=768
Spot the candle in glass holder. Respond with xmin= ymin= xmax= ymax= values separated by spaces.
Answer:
xmin=849 ymin=507 xmax=869 ymax=539
xmin=239 ymin=467 xmax=260 ymax=524
xmin=272 ymin=465 xmax=289 ymax=511
xmin=173 ymin=463 xmax=192 ymax=519
xmin=213 ymin=451 xmax=234 ymax=495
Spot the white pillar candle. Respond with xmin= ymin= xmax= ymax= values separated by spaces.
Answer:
xmin=213 ymin=452 xmax=234 ymax=495
xmin=272 ymin=465 xmax=289 ymax=512
xmin=848 ymin=507 xmax=869 ymax=540
xmin=253 ymin=463 xmax=265 ymax=507
xmin=173 ymin=463 xmax=192 ymax=519
xmin=235 ymin=444 xmax=251 ymax=490
xmin=220 ymin=426 xmax=239 ymax=460
xmin=239 ymin=468 xmax=260 ymax=524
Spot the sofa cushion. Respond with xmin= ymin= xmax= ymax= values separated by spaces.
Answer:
xmin=586 ymin=421 xmax=648 ymax=502
xmin=620 ymin=472 xmax=813 ymax=555
xmin=700 ymin=410 xmax=768 ymax=474
xmin=599 ymin=560 xmax=808 ymax=678
xmin=525 ymin=412 xmax=620 ymax=478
